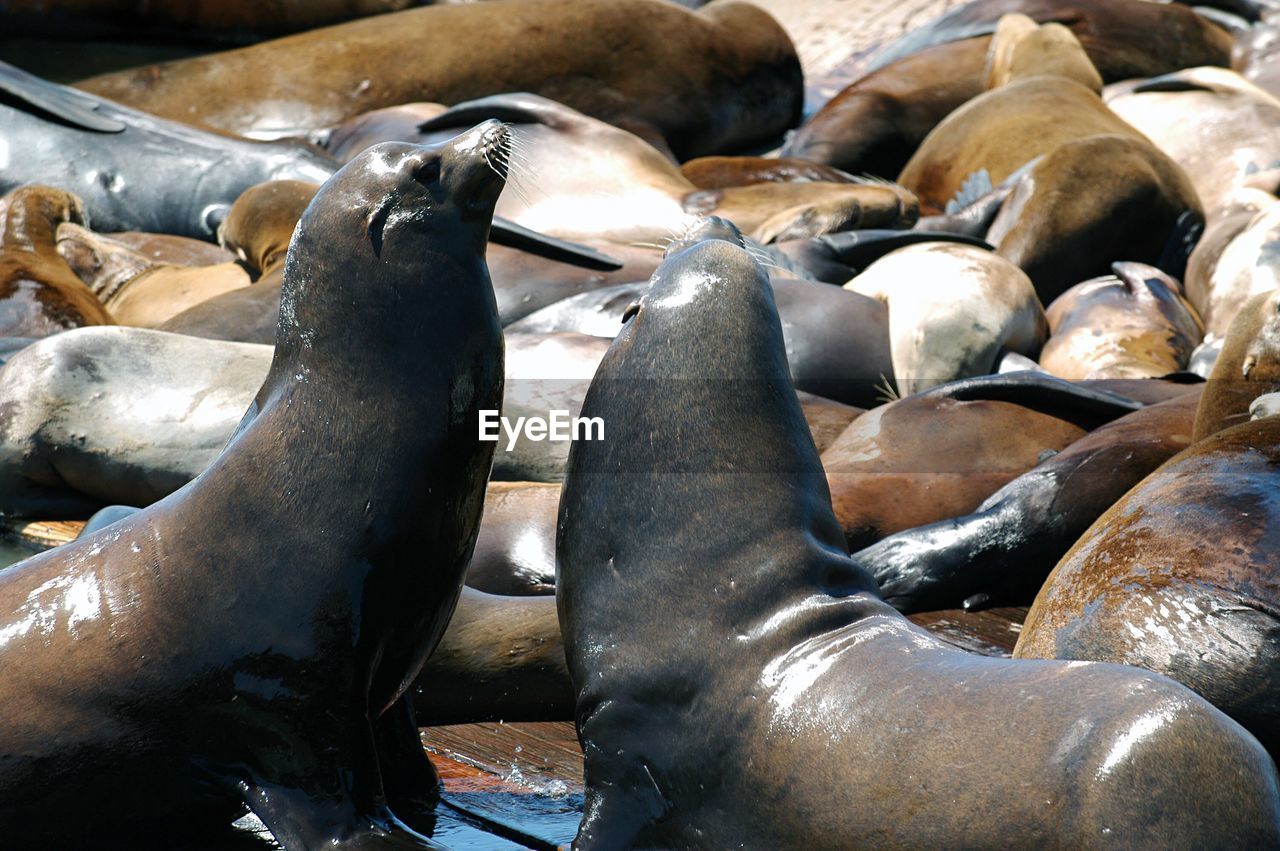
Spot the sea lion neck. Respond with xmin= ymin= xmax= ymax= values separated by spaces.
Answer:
xmin=559 ymin=236 xmax=879 ymax=660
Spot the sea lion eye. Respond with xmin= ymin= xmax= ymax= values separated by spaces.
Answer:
xmin=416 ymin=160 xmax=442 ymax=185
xmin=622 ymin=301 xmax=641 ymax=323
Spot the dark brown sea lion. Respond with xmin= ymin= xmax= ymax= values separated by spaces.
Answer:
xmin=0 ymin=123 xmax=509 ymax=846
xmin=0 ymin=185 xmax=115 ymax=337
xmin=863 ymin=387 xmax=1201 ymax=613
xmin=3 ymin=0 xmax=416 ymax=44
xmin=75 ymin=0 xmax=803 ymax=159
xmin=415 ymin=588 xmax=569 ymax=726
xmin=467 ymin=482 xmax=559 ymax=597
xmin=783 ymin=0 xmax=1231 ymax=175
xmin=1015 ymin=413 xmax=1280 ymax=757
xmin=1039 ymin=261 xmax=1204 ymax=380
xmin=1194 ymin=287 xmax=1280 ymax=440
xmin=556 ymin=216 xmax=1280 ymax=849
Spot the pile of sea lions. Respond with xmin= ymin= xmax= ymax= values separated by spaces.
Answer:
xmin=3 ymin=0 xmax=1280 ymax=846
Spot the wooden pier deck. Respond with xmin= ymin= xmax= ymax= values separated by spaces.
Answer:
xmin=2 ymin=521 xmax=1025 ymax=849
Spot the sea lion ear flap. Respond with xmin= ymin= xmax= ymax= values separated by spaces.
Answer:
xmin=984 ymin=15 xmax=1103 ymax=94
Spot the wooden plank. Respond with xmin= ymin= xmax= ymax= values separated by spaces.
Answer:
xmin=10 ymin=518 xmax=82 ymax=549
xmin=908 ymin=606 xmax=1027 ymax=657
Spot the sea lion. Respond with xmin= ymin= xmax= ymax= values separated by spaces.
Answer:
xmin=414 ymin=588 xmax=570 ymax=726
xmin=1015 ymin=414 xmax=1280 ymax=757
xmin=782 ymin=0 xmax=1231 ymax=175
xmin=1254 ymin=390 xmax=1280 ymax=418
xmin=1039 ymin=262 xmax=1204 ymax=380
xmin=0 ymin=61 xmax=624 ymax=269
xmin=0 ymin=122 xmax=510 ymax=845
xmin=75 ymin=0 xmax=803 ymax=160
xmin=412 ymin=93 xmax=916 ymax=245
xmin=0 ymin=185 xmax=116 ymax=337
xmin=0 ymin=325 xmax=612 ymax=516
xmin=1193 ymin=287 xmax=1280 ymax=440
xmin=679 ymin=156 xmax=858 ymax=189
xmin=56 ymin=224 xmax=254 ymax=328
xmin=982 ymin=133 xmax=1203 ymax=304
xmin=844 ymin=242 xmax=1045 ymax=396
xmin=1104 ymin=67 xmax=1280 ymax=219
xmin=556 ymin=216 xmax=1280 ymax=849
xmin=1201 ymin=201 xmax=1280 ymax=336
xmin=467 ymin=482 xmax=559 ymax=596
xmin=1184 ymin=186 xmax=1278 ymax=319
xmin=320 ymin=103 xmax=451 ymax=163
xmin=507 ymin=276 xmax=895 ymax=408
xmin=822 ymin=392 xmax=1087 ymax=551
xmin=3 ymin=0 xmax=417 ymax=44
xmin=867 ymin=0 xmax=1232 ymax=74
xmin=0 ymin=59 xmax=334 ymax=240
xmin=863 ymin=387 xmax=1202 ymax=613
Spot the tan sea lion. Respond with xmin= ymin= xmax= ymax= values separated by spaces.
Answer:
xmin=1105 ymin=67 xmax=1280 ymax=219
xmin=1193 ymin=287 xmax=1280 ymax=440
xmin=783 ymin=0 xmax=1231 ymax=175
xmin=1201 ymin=201 xmax=1280 ymax=336
xmin=844 ymin=242 xmax=1045 ymax=395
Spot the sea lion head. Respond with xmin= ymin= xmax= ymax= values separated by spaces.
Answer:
xmin=274 ymin=120 xmax=509 ymax=352
xmin=219 ymin=179 xmax=320 ymax=274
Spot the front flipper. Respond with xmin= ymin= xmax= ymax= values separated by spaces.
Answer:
xmin=490 ymin=217 xmax=623 ymax=271
xmin=374 ymin=695 xmax=440 ymax=835
xmin=241 ymin=780 xmax=445 ymax=850
xmin=0 ymin=60 xmax=126 ymax=133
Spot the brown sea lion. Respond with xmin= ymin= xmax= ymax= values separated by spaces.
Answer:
xmin=679 ymin=156 xmax=859 ymax=189
xmin=1015 ymin=413 xmax=1280 ymax=757
xmin=982 ymin=133 xmax=1203 ymax=304
xmin=415 ymin=588 xmax=569 ymax=726
xmin=53 ymin=180 xmax=315 ymax=329
xmin=782 ymin=0 xmax=1231 ymax=175
xmin=1194 ymin=287 xmax=1280 ymax=440
xmin=409 ymin=93 xmax=916 ymax=245
xmin=320 ymin=103 xmax=450 ymax=163
xmin=0 ymin=185 xmax=115 ymax=337
xmin=1040 ymin=262 xmax=1204 ymax=380
xmin=863 ymin=387 xmax=1202 ymax=613
xmin=823 ymin=394 xmax=1087 ymax=550
xmin=467 ymin=482 xmax=559 ymax=597
xmin=0 ymin=122 xmax=511 ymax=846
xmin=74 ymin=0 xmax=803 ymax=160
xmin=557 ymin=215 xmax=1280 ymax=849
